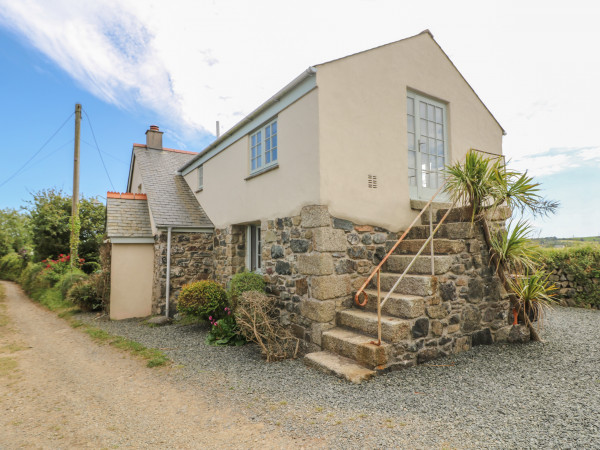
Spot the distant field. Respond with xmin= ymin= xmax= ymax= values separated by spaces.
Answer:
xmin=532 ymin=236 xmax=600 ymax=249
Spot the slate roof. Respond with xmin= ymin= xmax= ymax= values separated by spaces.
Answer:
xmin=133 ymin=147 xmax=214 ymax=229
xmin=106 ymin=196 xmax=153 ymax=238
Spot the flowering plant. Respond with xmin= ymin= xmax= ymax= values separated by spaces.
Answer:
xmin=206 ymin=307 xmax=245 ymax=346
xmin=40 ymin=254 xmax=84 ymax=285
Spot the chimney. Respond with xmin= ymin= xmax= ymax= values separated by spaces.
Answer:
xmin=145 ymin=125 xmax=163 ymax=149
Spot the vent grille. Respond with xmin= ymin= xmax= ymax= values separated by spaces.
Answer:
xmin=368 ymin=174 xmax=378 ymax=189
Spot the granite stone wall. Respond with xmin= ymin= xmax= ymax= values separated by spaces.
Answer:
xmin=213 ymin=205 xmax=515 ymax=362
xmin=152 ymin=231 xmax=214 ymax=315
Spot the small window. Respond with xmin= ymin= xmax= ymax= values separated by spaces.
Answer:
xmin=250 ymin=119 xmax=277 ymax=173
xmin=247 ymin=225 xmax=262 ymax=271
xmin=198 ymin=165 xmax=204 ymax=190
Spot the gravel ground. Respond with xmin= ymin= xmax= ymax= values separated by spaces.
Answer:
xmin=79 ymin=307 xmax=600 ymax=449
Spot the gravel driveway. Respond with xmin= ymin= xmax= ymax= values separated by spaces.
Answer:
xmin=80 ymin=306 xmax=600 ymax=449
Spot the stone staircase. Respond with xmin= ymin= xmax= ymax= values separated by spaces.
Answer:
xmin=304 ymin=209 xmax=484 ymax=383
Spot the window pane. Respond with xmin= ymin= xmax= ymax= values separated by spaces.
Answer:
xmin=408 ymin=150 xmax=416 ymax=169
xmin=251 ymin=146 xmax=256 ymax=158
xmin=251 ymin=159 xmax=256 ymax=171
xmin=272 ymin=148 xmax=277 ymax=161
xmin=407 ymin=115 xmax=414 ymax=132
xmin=272 ymin=121 xmax=277 ymax=134
xmin=251 ymin=135 xmax=256 ymax=146
xmin=437 ymin=140 xmax=444 ymax=156
xmin=265 ymin=126 xmax=270 ymax=139
xmin=266 ymin=140 xmax=271 ymax=151
xmin=428 ymin=138 xmax=435 ymax=155
xmin=257 ymin=155 xmax=261 ymax=167
xmin=436 ymin=123 xmax=443 ymax=139
xmin=422 ymin=152 xmax=429 ymax=168
xmin=420 ymin=119 xmax=428 ymax=137
xmin=272 ymin=135 xmax=277 ymax=147
xmin=408 ymin=168 xmax=416 ymax=186
xmin=438 ymin=156 xmax=445 ymax=171
xmin=407 ymin=132 xmax=415 ymax=151
xmin=436 ymin=107 xmax=443 ymax=123
xmin=420 ymin=102 xmax=426 ymax=118
xmin=428 ymin=121 xmax=435 ymax=138
xmin=266 ymin=151 xmax=271 ymax=164
xmin=257 ymin=131 xmax=261 ymax=142
xmin=407 ymin=97 xmax=414 ymax=115
xmin=427 ymin=104 xmax=434 ymax=121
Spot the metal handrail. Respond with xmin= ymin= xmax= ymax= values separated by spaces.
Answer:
xmin=354 ymin=181 xmax=457 ymax=346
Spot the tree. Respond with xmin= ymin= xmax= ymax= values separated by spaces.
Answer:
xmin=0 ymin=208 xmax=31 ymax=257
xmin=27 ymin=189 xmax=105 ymax=269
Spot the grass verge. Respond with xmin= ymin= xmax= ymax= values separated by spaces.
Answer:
xmin=19 ymin=284 xmax=170 ymax=369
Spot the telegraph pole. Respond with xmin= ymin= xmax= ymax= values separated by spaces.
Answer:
xmin=70 ymin=104 xmax=82 ymax=268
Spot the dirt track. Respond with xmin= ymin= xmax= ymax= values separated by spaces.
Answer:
xmin=0 ymin=281 xmax=309 ymax=449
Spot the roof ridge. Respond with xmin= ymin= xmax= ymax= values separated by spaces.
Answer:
xmin=132 ymin=143 xmax=197 ymax=155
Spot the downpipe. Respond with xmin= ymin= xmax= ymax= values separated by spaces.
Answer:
xmin=165 ymin=226 xmax=172 ymax=317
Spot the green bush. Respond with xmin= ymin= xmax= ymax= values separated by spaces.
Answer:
xmin=67 ymin=279 xmax=102 ymax=311
xmin=19 ymin=262 xmax=47 ymax=295
xmin=177 ymin=280 xmax=228 ymax=320
xmin=228 ymin=272 xmax=266 ymax=306
xmin=0 ymin=252 xmax=25 ymax=281
xmin=58 ymin=271 xmax=88 ymax=298
xmin=82 ymin=261 xmax=101 ymax=274
xmin=539 ymin=245 xmax=600 ymax=307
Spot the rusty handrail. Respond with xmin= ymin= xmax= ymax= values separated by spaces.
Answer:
xmin=354 ymin=182 xmax=447 ymax=308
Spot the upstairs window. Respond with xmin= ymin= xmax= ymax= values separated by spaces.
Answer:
xmin=198 ymin=165 xmax=204 ymax=190
xmin=250 ymin=119 xmax=278 ymax=173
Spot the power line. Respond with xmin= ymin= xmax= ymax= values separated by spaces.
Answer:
xmin=81 ymin=138 xmax=128 ymax=164
xmin=0 ymin=112 xmax=74 ymax=189
xmin=82 ymin=108 xmax=115 ymax=191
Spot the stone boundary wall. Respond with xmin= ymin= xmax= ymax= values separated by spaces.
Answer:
xmin=152 ymin=231 xmax=214 ymax=315
xmin=547 ymin=267 xmax=600 ymax=308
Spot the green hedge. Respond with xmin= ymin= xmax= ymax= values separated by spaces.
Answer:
xmin=0 ymin=252 xmax=25 ymax=281
xmin=539 ymin=246 xmax=600 ymax=308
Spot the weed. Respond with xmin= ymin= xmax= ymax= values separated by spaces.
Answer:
xmin=0 ymin=357 xmax=18 ymax=377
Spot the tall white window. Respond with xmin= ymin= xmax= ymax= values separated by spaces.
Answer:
xmin=250 ymin=119 xmax=278 ymax=173
xmin=198 ymin=165 xmax=204 ymax=190
xmin=247 ymin=225 xmax=261 ymax=271
xmin=407 ymin=92 xmax=448 ymax=200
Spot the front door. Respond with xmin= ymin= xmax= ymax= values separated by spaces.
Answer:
xmin=407 ymin=92 xmax=448 ymax=201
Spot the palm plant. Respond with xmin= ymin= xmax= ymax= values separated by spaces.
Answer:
xmin=444 ymin=149 xmax=559 ymax=342
xmin=508 ymin=272 xmax=557 ymax=330
xmin=489 ymin=219 xmax=539 ymax=275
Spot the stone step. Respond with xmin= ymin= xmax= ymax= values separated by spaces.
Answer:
xmin=361 ymin=289 xmax=425 ymax=319
xmin=421 ymin=205 xmax=511 ymax=225
xmin=337 ymin=309 xmax=410 ymax=342
xmin=304 ymin=351 xmax=375 ymax=384
xmin=370 ymin=273 xmax=436 ymax=297
xmin=382 ymin=254 xmax=454 ymax=275
xmin=321 ymin=328 xmax=391 ymax=369
xmin=388 ymin=238 xmax=465 ymax=255
xmin=405 ymin=221 xmax=479 ymax=240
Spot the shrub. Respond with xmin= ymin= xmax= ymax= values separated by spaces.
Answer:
xmin=58 ymin=271 xmax=88 ymax=298
xmin=228 ymin=271 xmax=266 ymax=306
xmin=177 ymin=280 xmax=228 ymax=320
xmin=19 ymin=262 xmax=47 ymax=295
xmin=67 ymin=279 xmax=102 ymax=311
xmin=82 ymin=261 xmax=101 ymax=274
xmin=235 ymin=291 xmax=299 ymax=362
xmin=0 ymin=252 xmax=25 ymax=281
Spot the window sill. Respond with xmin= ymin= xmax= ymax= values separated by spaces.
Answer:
xmin=194 ymin=187 xmax=203 ymax=193
xmin=245 ymin=163 xmax=279 ymax=181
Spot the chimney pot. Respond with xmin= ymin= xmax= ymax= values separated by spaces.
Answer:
xmin=146 ymin=125 xmax=163 ymax=149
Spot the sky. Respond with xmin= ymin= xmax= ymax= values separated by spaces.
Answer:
xmin=0 ymin=0 xmax=598 ymax=238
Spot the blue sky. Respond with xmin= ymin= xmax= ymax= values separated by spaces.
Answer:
xmin=0 ymin=0 xmax=599 ymax=238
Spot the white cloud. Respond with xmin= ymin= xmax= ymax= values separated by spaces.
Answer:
xmin=0 ymin=0 xmax=599 ymax=158
xmin=510 ymin=146 xmax=600 ymax=177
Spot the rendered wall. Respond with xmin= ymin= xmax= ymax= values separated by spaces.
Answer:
xmin=110 ymin=243 xmax=154 ymax=320
xmin=316 ymin=32 xmax=504 ymax=231
xmin=185 ymin=89 xmax=320 ymax=228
